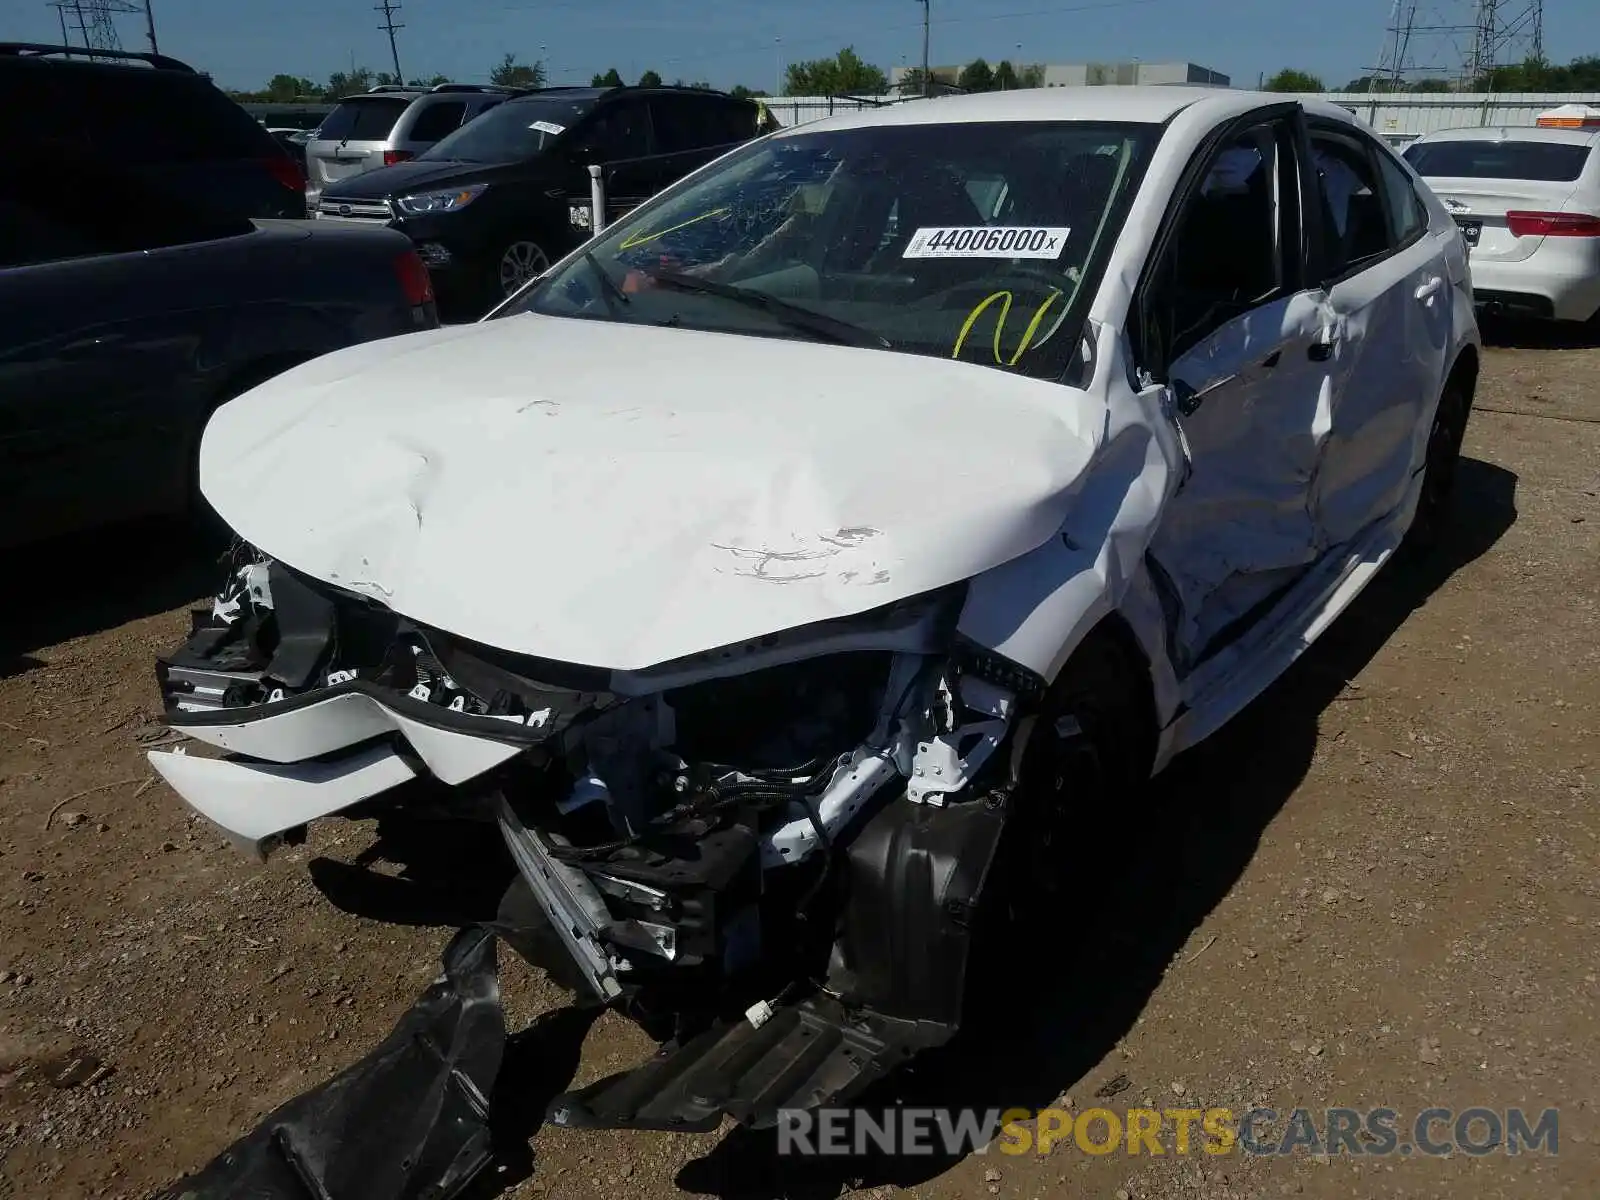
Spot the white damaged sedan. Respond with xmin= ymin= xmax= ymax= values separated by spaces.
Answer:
xmin=152 ymin=87 xmax=1479 ymax=1130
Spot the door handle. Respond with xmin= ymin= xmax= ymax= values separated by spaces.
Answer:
xmin=1414 ymin=276 xmax=1444 ymax=302
xmin=58 ymin=334 xmax=125 ymax=359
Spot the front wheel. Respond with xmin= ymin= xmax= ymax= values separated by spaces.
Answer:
xmin=495 ymin=237 xmax=551 ymax=301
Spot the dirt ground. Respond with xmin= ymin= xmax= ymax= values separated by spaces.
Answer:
xmin=1 ymin=326 xmax=1597 ymax=1200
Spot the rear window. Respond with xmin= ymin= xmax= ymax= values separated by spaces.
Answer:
xmin=1403 ymin=139 xmax=1592 ymax=183
xmin=1 ymin=63 xmax=275 ymax=162
xmin=316 ymin=96 xmax=411 ymax=142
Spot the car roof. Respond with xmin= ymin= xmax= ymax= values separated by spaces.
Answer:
xmin=780 ymin=86 xmax=1362 ymax=135
xmin=1409 ymin=124 xmax=1600 ymax=148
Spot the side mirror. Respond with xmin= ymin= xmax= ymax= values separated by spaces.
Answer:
xmin=1171 ymin=377 xmax=1202 ymax=417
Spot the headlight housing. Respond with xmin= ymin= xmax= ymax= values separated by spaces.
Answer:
xmin=395 ymin=183 xmax=488 ymax=216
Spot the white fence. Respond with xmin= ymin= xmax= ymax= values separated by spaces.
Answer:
xmin=1301 ymin=91 xmax=1600 ymax=145
xmin=766 ymin=90 xmax=1600 ymax=142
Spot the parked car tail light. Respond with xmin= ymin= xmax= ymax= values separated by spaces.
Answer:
xmin=1505 ymin=210 xmax=1600 ymax=238
xmin=261 ymin=154 xmax=306 ymax=194
xmin=394 ymin=249 xmax=435 ymax=306
xmin=384 ymin=149 xmax=416 ymax=166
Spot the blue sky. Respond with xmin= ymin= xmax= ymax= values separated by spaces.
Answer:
xmin=12 ymin=0 xmax=1597 ymax=93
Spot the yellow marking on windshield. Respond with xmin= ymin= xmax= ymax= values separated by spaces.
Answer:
xmin=1009 ymin=289 xmax=1063 ymax=363
xmin=617 ymin=208 xmax=731 ymax=251
xmin=952 ymin=290 xmax=1013 ymax=363
xmin=952 ymin=289 xmax=1066 ymax=366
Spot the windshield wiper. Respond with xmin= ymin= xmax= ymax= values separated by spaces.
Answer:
xmin=583 ymin=252 xmax=630 ymax=316
xmin=636 ymin=267 xmax=890 ymax=350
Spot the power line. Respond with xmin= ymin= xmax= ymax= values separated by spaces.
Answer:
xmin=47 ymin=0 xmax=140 ymax=54
xmin=630 ymin=0 xmax=1173 ymax=72
xmin=375 ymin=0 xmax=404 ymax=80
xmin=1365 ymin=0 xmax=1544 ymax=89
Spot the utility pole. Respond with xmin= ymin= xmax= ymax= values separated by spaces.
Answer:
xmin=919 ymin=0 xmax=931 ymax=97
xmin=142 ymin=0 xmax=157 ymax=53
xmin=375 ymin=0 xmax=403 ymax=82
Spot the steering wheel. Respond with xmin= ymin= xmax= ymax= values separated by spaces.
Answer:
xmin=909 ymin=266 xmax=1078 ymax=359
xmin=908 ymin=264 xmax=1072 ymax=312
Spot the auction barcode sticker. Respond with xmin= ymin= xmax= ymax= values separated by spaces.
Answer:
xmin=903 ymin=226 xmax=1070 ymax=260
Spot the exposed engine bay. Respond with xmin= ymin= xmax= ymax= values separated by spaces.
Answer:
xmin=153 ymin=544 xmax=1053 ymax=1133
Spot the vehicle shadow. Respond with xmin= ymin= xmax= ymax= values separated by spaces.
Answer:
xmin=669 ymin=456 xmax=1519 ymax=1199
xmin=0 ymin=518 xmax=221 ymax=679
xmin=1478 ymin=313 xmax=1600 ymax=350
xmin=307 ymin=806 xmax=517 ymax=928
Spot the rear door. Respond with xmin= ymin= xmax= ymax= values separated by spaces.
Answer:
xmin=308 ymin=96 xmax=411 ymax=188
xmin=566 ymin=97 xmax=657 ymax=230
xmin=1404 ymin=135 xmax=1593 ymax=264
xmin=1305 ymin=120 xmax=1454 ymax=546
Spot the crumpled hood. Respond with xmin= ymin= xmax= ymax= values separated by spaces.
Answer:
xmin=200 ymin=314 xmax=1105 ymax=670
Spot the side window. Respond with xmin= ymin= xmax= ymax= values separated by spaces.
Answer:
xmin=1139 ymin=119 xmax=1289 ymax=370
xmin=712 ymin=99 xmax=760 ymax=144
xmin=0 ymin=197 xmax=101 ymax=268
xmin=1374 ymin=145 xmax=1428 ymax=247
xmin=407 ymin=100 xmax=467 ymax=143
xmin=649 ymin=98 xmax=702 ymax=154
xmin=1308 ymin=127 xmax=1393 ymax=280
xmin=573 ymin=100 xmax=652 ymax=161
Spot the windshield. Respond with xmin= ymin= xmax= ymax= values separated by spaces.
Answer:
xmin=502 ymin=120 xmax=1156 ymax=382
xmin=422 ymin=97 xmax=597 ymax=163
xmin=1404 ymin=139 xmax=1592 ymax=183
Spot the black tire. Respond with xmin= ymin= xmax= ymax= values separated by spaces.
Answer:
xmin=1006 ymin=626 xmax=1158 ymax=906
xmin=492 ymin=236 xmax=552 ymax=302
xmin=1406 ymin=376 xmax=1471 ymax=553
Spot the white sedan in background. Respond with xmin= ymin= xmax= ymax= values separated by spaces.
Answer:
xmin=151 ymin=86 xmax=1479 ymax=1139
xmin=1405 ymin=120 xmax=1600 ymax=323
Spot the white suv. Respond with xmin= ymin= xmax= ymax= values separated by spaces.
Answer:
xmin=1405 ymin=123 xmax=1600 ymax=323
xmin=304 ymin=83 xmax=516 ymax=203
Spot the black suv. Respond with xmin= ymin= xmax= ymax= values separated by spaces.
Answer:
xmin=0 ymin=43 xmax=308 ymax=220
xmin=313 ymin=85 xmax=764 ymax=317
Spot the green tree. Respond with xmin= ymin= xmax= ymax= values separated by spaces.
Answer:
xmin=1474 ymin=54 xmax=1600 ymax=91
xmin=1263 ymin=68 xmax=1324 ymax=92
xmin=993 ymin=60 xmax=1021 ymax=90
xmin=264 ymin=73 xmax=319 ymax=101
xmin=638 ymin=69 xmax=663 ymax=87
xmin=896 ymin=66 xmax=928 ymax=95
xmin=591 ymin=67 xmax=625 ymax=87
xmin=324 ymin=67 xmax=375 ymax=98
xmin=784 ymin=46 xmax=888 ymax=96
xmin=490 ymin=53 xmax=546 ymax=88
xmin=1017 ymin=62 xmax=1046 ymax=88
xmin=1342 ymin=74 xmax=1406 ymax=92
xmin=957 ymin=58 xmax=995 ymax=92
xmin=1410 ymin=77 xmax=1453 ymax=92
xmin=729 ymin=84 xmax=768 ymax=99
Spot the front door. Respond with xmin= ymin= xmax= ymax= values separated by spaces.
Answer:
xmin=1137 ymin=106 xmax=1337 ymax=672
